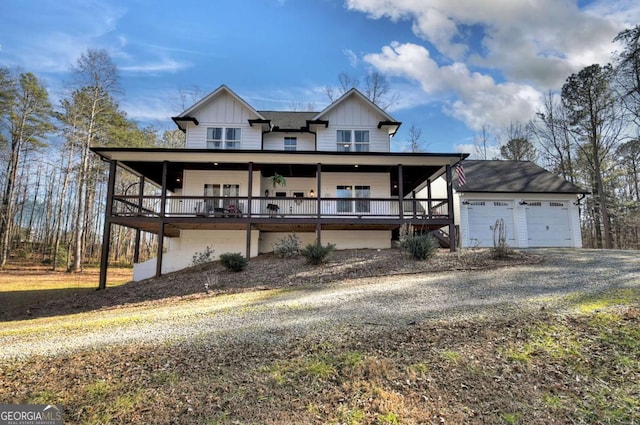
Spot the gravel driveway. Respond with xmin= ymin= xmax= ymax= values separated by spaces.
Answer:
xmin=2 ymin=249 xmax=639 ymax=359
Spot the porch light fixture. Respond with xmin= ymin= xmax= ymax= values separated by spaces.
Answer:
xmin=354 ymin=164 xmax=359 ymax=168
xmin=519 ymin=200 xmax=528 ymax=205
xmin=309 ymin=189 xmax=315 ymax=197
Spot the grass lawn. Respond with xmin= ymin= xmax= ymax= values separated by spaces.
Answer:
xmin=0 ymin=265 xmax=131 ymax=319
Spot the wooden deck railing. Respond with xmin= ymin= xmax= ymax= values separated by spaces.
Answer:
xmin=111 ymin=195 xmax=449 ymax=219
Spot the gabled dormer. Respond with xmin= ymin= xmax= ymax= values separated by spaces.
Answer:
xmin=313 ymin=88 xmax=400 ymax=153
xmin=172 ymin=85 xmax=266 ymax=150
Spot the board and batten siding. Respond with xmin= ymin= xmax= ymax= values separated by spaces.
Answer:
xmin=185 ymin=91 xmax=262 ymax=149
xmin=316 ymin=96 xmax=390 ymax=152
xmin=263 ymin=132 xmax=315 ymax=150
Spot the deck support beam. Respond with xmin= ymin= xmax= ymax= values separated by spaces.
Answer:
xmin=133 ymin=175 xmax=145 ymax=264
xmin=155 ymin=161 xmax=168 ymax=278
xmin=398 ymin=164 xmax=404 ymax=219
xmin=316 ymin=163 xmax=322 ymax=244
xmin=245 ymin=162 xmax=253 ymax=259
xmin=446 ymin=164 xmax=457 ymax=252
xmin=98 ymin=160 xmax=117 ymax=290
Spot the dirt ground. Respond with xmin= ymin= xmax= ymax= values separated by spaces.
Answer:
xmin=2 ymin=247 xmax=540 ymax=321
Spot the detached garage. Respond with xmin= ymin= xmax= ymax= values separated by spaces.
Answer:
xmin=446 ymin=160 xmax=588 ymax=248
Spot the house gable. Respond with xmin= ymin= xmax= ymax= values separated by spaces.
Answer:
xmin=314 ymin=89 xmax=400 ymax=152
xmin=174 ymin=85 xmax=265 ymax=150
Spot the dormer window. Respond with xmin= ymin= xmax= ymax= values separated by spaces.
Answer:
xmin=354 ymin=130 xmax=369 ymax=152
xmin=207 ymin=127 xmax=241 ymax=149
xmin=337 ymin=130 xmax=351 ymax=151
xmin=207 ymin=128 xmax=223 ymax=149
xmin=337 ymin=130 xmax=369 ymax=152
xmin=284 ymin=137 xmax=297 ymax=151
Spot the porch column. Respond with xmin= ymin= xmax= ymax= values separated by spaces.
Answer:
xmin=245 ymin=162 xmax=253 ymax=259
xmin=427 ymin=179 xmax=432 ymax=217
xmin=156 ymin=161 xmax=168 ymax=278
xmin=133 ymin=175 xmax=145 ymax=264
xmin=98 ymin=160 xmax=117 ymax=290
xmin=446 ymin=164 xmax=457 ymax=252
xmin=316 ymin=163 xmax=322 ymax=244
xmin=412 ymin=190 xmax=417 ymax=218
xmin=397 ymin=164 xmax=404 ymax=219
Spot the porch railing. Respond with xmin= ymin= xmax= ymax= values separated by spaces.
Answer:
xmin=111 ymin=195 xmax=449 ymax=219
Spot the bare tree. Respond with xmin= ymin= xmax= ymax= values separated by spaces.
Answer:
xmin=172 ymin=85 xmax=204 ymax=113
xmin=64 ymin=48 xmax=120 ymax=272
xmin=405 ymin=124 xmax=425 ymax=152
xmin=363 ymin=72 xmax=399 ymax=110
xmin=562 ymin=63 xmax=624 ymax=249
xmin=531 ymin=92 xmax=577 ymax=182
xmin=0 ymin=72 xmax=53 ymax=267
xmin=325 ymin=71 xmax=397 ymax=110
xmin=614 ymin=25 xmax=640 ymax=126
xmin=473 ymin=126 xmax=495 ymax=159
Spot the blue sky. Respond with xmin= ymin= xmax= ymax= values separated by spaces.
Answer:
xmin=1 ymin=0 xmax=638 ymax=154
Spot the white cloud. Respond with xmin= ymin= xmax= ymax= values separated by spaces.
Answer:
xmin=343 ymin=49 xmax=359 ymax=67
xmin=120 ymin=58 xmax=191 ymax=74
xmin=349 ymin=0 xmax=640 ymax=131
xmin=0 ymin=1 xmax=128 ymax=74
xmin=121 ymin=90 xmax=179 ymax=124
xmin=365 ymin=42 xmax=541 ymax=130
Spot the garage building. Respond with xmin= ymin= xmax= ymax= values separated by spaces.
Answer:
xmin=430 ymin=160 xmax=588 ymax=248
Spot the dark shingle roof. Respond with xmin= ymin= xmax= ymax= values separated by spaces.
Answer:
xmin=258 ymin=111 xmax=319 ymax=130
xmin=455 ymin=160 xmax=588 ymax=194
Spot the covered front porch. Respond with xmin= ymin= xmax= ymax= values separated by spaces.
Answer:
xmin=92 ymin=148 xmax=467 ymax=289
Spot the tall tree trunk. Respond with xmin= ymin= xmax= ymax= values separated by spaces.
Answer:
xmin=52 ymin=146 xmax=73 ymax=271
xmin=0 ymin=117 xmax=26 ymax=267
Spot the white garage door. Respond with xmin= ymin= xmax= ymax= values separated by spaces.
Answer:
xmin=526 ymin=201 xmax=572 ymax=247
xmin=467 ymin=201 xmax=517 ymax=247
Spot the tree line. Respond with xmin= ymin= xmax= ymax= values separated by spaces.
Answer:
xmin=0 ymin=49 xmax=184 ymax=271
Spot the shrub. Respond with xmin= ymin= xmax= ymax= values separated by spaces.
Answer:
xmin=274 ymin=234 xmax=301 ymax=258
xmin=491 ymin=218 xmax=511 ymax=258
xmin=219 ymin=252 xmax=247 ymax=272
xmin=399 ymin=234 xmax=438 ymax=260
xmin=301 ymin=242 xmax=336 ymax=265
xmin=191 ymin=246 xmax=214 ymax=266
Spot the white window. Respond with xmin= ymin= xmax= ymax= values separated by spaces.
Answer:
xmin=337 ymin=130 xmax=369 ymax=152
xmin=337 ymin=185 xmax=353 ymax=212
xmin=284 ymin=137 xmax=297 ymax=151
xmin=354 ymin=131 xmax=369 ymax=152
xmin=206 ymin=128 xmax=223 ymax=149
xmin=336 ymin=185 xmax=371 ymax=213
xmin=206 ymin=127 xmax=241 ymax=149
xmin=225 ymin=128 xmax=241 ymax=149
xmin=355 ymin=185 xmax=371 ymax=212
xmin=222 ymin=184 xmax=240 ymax=209
xmin=337 ymin=130 xmax=351 ymax=151
xmin=203 ymin=184 xmax=221 ymax=212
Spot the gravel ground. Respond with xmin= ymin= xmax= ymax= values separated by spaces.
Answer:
xmin=1 ymin=248 xmax=639 ymax=360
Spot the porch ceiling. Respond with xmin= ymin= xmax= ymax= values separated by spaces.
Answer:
xmin=91 ymin=148 xmax=468 ymax=193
